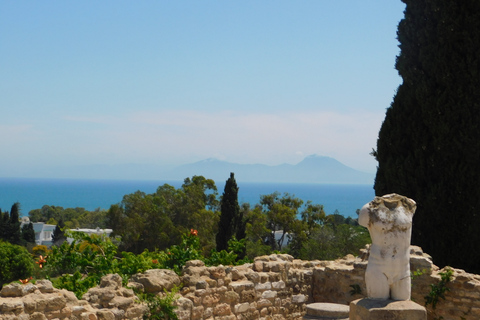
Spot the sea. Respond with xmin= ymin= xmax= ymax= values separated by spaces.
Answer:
xmin=0 ymin=178 xmax=375 ymax=219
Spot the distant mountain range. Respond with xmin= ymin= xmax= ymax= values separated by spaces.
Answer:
xmin=19 ymin=155 xmax=374 ymax=184
xmin=166 ymin=155 xmax=374 ymax=184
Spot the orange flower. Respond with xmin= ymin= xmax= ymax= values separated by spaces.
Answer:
xmin=152 ymin=259 xmax=159 ymax=264
xmin=36 ymin=255 xmax=47 ymax=269
xmin=190 ymin=229 xmax=198 ymax=236
xmin=19 ymin=277 xmax=33 ymax=284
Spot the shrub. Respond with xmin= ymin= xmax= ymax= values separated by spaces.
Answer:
xmin=0 ymin=241 xmax=35 ymax=288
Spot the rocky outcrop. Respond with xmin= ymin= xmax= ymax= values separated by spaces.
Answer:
xmin=2 ymin=246 xmax=480 ymax=320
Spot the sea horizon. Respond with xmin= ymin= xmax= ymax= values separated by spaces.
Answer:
xmin=0 ymin=177 xmax=375 ymax=219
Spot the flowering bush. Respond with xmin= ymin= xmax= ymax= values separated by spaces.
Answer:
xmin=165 ymin=229 xmax=202 ymax=274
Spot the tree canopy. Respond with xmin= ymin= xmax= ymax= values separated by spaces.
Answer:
xmin=373 ymin=0 xmax=480 ymax=273
xmin=107 ymin=176 xmax=219 ymax=254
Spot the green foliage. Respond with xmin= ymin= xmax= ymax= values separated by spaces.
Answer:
xmin=165 ymin=230 xmax=202 ymax=274
xmin=216 ymin=173 xmax=244 ymax=252
xmin=205 ymin=237 xmax=250 ymax=266
xmin=32 ymin=245 xmax=49 ymax=256
xmin=260 ymin=192 xmax=303 ymax=251
xmin=298 ymin=224 xmax=370 ymax=261
xmin=116 ymin=250 xmax=168 ymax=281
xmin=46 ymin=231 xmax=118 ymax=298
xmin=21 ymin=222 xmax=36 ymax=244
xmin=51 ymin=219 xmax=67 ymax=246
xmin=0 ymin=203 xmax=22 ymax=245
xmin=0 ymin=241 xmax=35 ymax=288
xmin=349 ymin=284 xmax=362 ymax=296
xmin=107 ymin=176 xmax=219 ymax=255
xmin=29 ymin=205 xmax=108 ymax=229
xmin=373 ymin=0 xmax=480 ymax=273
xmin=425 ymin=268 xmax=453 ymax=310
xmin=141 ymin=287 xmax=179 ymax=320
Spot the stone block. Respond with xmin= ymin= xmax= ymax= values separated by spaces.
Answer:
xmin=349 ymin=299 xmax=426 ymax=320
xmin=303 ymin=302 xmax=349 ymax=320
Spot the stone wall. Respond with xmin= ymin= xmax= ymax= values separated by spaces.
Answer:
xmin=2 ymin=247 xmax=480 ymax=320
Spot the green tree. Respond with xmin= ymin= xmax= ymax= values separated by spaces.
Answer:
xmin=52 ymin=219 xmax=67 ymax=246
xmin=21 ymin=222 xmax=36 ymax=244
xmin=107 ymin=176 xmax=219 ymax=255
xmin=287 ymin=202 xmax=326 ymax=257
xmin=299 ymin=224 xmax=370 ymax=261
xmin=244 ymin=204 xmax=271 ymax=259
xmin=0 ymin=210 xmax=9 ymax=241
xmin=6 ymin=203 xmax=21 ymax=245
xmin=216 ymin=173 xmax=243 ymax=251
xmin=260 ymin=192 xmax=303 ymax=251
xmin=0 ymin=241 xmax=34 ymax=288
xmin=373 ymin=1 xmax=480 ymax=272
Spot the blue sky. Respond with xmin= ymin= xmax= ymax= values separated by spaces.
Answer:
xmin=1 ymin=1 xmax=405 ymax=177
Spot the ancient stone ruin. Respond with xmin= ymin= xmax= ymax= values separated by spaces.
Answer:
xmin=1 ymin=245 xmax=480 ymax=320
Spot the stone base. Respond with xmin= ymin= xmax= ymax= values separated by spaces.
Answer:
xmin=349 ymin=299 xmax=426 ymax=320
xmin=303 ymin=303 xmax=349 ymax=320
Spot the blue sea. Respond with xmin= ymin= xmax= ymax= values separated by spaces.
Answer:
xmin=0 ymin=178 xmax=375 ymax=218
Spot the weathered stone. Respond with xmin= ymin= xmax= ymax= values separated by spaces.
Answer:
xmin=272 ymin=281 xmax=286 ymax=290
xmin=99 ymin=274 xmax=123 ymax=289
xmin=350 ymin=299 xmax=426 ymax=320
xmin=234 ymin=302 xmax=250 ymax=313
xmin=208 ymin=266 xmax=226 ymax=279
xmin=0 ymin=283 xmax=23 ymax=297
xmin=125 ymin=304 xmax=148 ymax=319
xmin=45 ymin=294 xmax=67 ymax=311
xmin=107 ymin=296 xmax=134 ymax=310
xmin=213 ymin=303 xmax=231 ymax=316
xmin=228 ymin=281 xmax=254 ymax=293
xmin=359 ymin=194 xmax=416 ymax=301
xmin=292 ymin=294 xmax=306 ymax=304
xmin=191 ymin=305 xmax=204 ymax=320
xmin=304 ymin=302 xmax=349 ymax=319
xmin=255 ymin=282 xmax=272 ymax=291
xmin=196 ymin=280 xmax=208 ymax=290
xmin=185 ymin=260 xmax=205 ymax=268
xmin=224 ymin=291 xmax=240 ymax=304
xmin=0 ymin=298 xmax=24 ymax=313
xmin=202 ymin=293 xmax=220 ymax=307
xmin=96 ymin=309 xmax=116 ymax=320
xmin=130 ymin=269 xmax=181 ymax=293
xmin=29 ymin=312 xmax=47 ymax=320
xmin=36 ymin=280 xmax=55 ymax=293
xmin=262 ymin=290 xmax=277 ymax=300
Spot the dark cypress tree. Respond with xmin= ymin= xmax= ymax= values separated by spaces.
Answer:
xmin=373 ymin=1 xmax=480 ymax=273
xmin=21 ymin=222 xmax=36 ymax=244
xmin=0 ymin=210 xmax=5 ymax=241
xmin=51 ymin=219 xmax=66 ymax=246
xmin=216 ymin=173 xmax=242 ymax=251
xmin=6 ymin=203 xmax=22 ymax=245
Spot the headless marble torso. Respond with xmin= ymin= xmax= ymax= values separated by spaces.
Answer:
xmin=359 ymin=194 xmax=416 ymax=300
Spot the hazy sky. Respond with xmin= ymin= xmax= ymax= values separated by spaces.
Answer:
xmin=1 ymin=1 xmax=405 ymax=177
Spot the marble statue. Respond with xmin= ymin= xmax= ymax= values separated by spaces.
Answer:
xmin=358 ymin=193 xmax=416 ymax=300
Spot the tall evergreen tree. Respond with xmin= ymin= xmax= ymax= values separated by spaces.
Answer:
xmin=21 ymin=222 xmax=36 ymax=244
xmin=6 ymin=203 xmax=21 ymax=245
xmin=51 ymin=219 xmax=66 ymax=246
xmin=373 ymin=1 xmax=480 ymax=272
xmin=0 ymin=209 xmax=6 ymax=241
xmin=216 ymin=173 xmax=243 ymax=251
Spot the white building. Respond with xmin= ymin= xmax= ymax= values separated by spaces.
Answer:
xmin=20 ymin=217 xmax=112 ymax=247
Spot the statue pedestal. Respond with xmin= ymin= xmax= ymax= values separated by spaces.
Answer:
xmin=350 ymin=299 xmax=426 ymax=320
xmin=303 ymin=303 xmax=349 ymax=320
